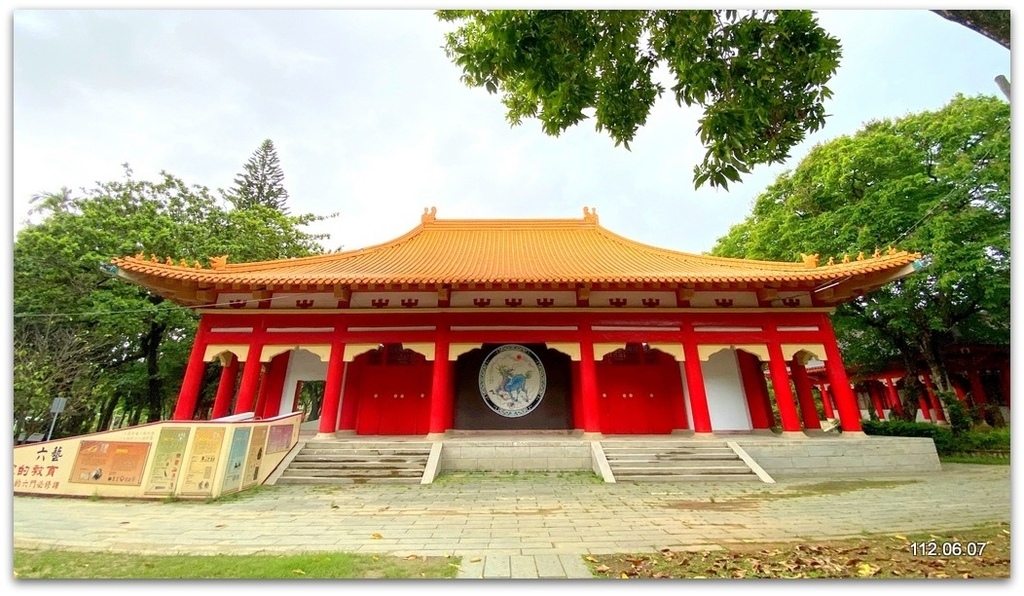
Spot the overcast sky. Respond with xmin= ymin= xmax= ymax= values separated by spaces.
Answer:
xmin=8 ymin=6 xmax=1012 ymax=258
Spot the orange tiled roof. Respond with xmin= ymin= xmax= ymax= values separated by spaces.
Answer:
xmin=111 ymin=209 xmax=920 ymax=289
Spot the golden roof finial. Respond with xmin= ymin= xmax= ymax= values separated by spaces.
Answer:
xmin=193 ymin=260 xmax=202 ymax=269
xmin=135 ymin=251 xmax=145 ymax=260
xmin=583 ymin=206 xmax=599 ymax=223
xmin=857 ymin=251 xmax=865 ymax=261
xmin=887 ymin=245 xmax=897 ymax=255
xmin=210 ymin=255 xmax=228 ymax=270
xmin=873 ymin=247 xmax=881 ymax=259
xmin=179 ymin=258 xmax=189 ymax=267
xmin=421 ymin=206 xmax=437 ymax=224
xmin=150 ymin=253 xmax=159 ymax=263
xmin=800 ymin=253 xmax=819 ymax=268
xmin=842 ymin=254 xmax=851 ymax=264
xmin=165 ymin=256 xmax=174 ymax=265
xmin=827 ymin=256 xmax=835 ymax=266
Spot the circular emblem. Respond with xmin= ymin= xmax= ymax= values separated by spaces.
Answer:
xmin=478 ymin=344 xmax=547 ymax=418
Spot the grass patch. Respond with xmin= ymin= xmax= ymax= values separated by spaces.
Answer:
xmin=13 ymin=550 xmax=461 ymax=579
xmin=586 ymin=523 xmax=1010 ymax=579
xmin=940 ymin=454 xmax=1010 ymax=465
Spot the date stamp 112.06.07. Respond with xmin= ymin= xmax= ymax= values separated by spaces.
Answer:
xmin=909 ymin=541 xmax=988 ymax=557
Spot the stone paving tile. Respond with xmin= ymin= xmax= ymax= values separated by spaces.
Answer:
xmin=510 ymin=555 xmax=538 ymax=578
xmin=12 ymin=464 xmax=1010 ymax=579
xmin=483 ymin=555 xmax=511 ymax=578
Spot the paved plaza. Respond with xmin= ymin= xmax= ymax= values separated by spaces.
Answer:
xmin=12 ymin=463 xmax=1011 ymax=579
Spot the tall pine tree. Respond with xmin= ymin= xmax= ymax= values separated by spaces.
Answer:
xmin=228 ymin=139 xmax=290 ymax=214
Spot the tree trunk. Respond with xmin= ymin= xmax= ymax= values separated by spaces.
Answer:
xmin=141 ymin=321 xmax=167 ymax=422
xmin=97 ymin=393 xmax=120 ymax=431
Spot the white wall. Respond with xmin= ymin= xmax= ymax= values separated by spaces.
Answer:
xmin=701 ymin=350 xmax=753 ymax=431
xmin=278 ymin=350 xmax=328 ymax=418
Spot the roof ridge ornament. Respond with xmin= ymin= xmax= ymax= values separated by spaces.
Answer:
xmin=583 ymin=206 xmax=599 ymax=223
xmin=421 ymin=206 xmax=437 ymax=223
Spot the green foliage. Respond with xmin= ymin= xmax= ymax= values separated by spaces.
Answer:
xmin=940 ymin=392 xmax=973 ymax=435
xmin=227 ymin=139 xmax=291 ymax=214
xmin=13 ymin=166 xmax=330 ymax=438
xmin=862 ymin=418 xmax=1009 ymax=457
xmin=712 ymin=94 xmax=1010 ymax=388
xmin=437 ymin=9 xmax=840 ymax=189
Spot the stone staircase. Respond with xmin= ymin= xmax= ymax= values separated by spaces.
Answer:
xmin=275 ymin=439 xmax=433 ymax=485
xmin=600 ymin=440 xmax=764 ymax=482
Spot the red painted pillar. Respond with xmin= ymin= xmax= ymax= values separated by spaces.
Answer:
xmin=765 ymin=343 xmax=802 ymax=432
xmin=921 ymin=372 xmax=946 ymax=422
xmin=818 ymin=315 xmax=862 ymax=432
xmin=884 ymin=377 xmax=904 ymax=416
xmin=669 ymin=359 xmax=691 ymax=430
xmin=260 ymin=352 xmax=290 ymax=419
xmin=681 ymin=343 xmax=713 ymax=434
xmin=173 ymin=322 xmax=210 ymax=420
xmin=580 ymin=334 xmax=601 ymax=432
xmin=211 ymin=353 xmax=239 ymax=419
xmin=318 ymin=339 xmax=347 ymax=434
xmin=738 ymin=351 xmax=771 ymax=429
xmin=339 ymin=362 xmax=359 ymax=431
xmin=234 ymin=344 xmax=264 ymax=415
xmin=1000 ymin=368 xmax=1010 ymax=408
xmin=428 ymin=328 xmax=452 ymax=434
xmin=953 ymin=379 xmax=967 ymax=403
xmin=868 ymin=383 xmax=886 ymax=419
xmin=818 ymin=385 xmax=835 ymax=420
xmin=968 ymin=369 xmax=989 ymax=405
xmin=791 ymin=359 xmax=822 ymax=430
xmin=252 ymin=365 xmax=270 ymax=418
xmin=570 ymin=360 xmax=585 ymax=430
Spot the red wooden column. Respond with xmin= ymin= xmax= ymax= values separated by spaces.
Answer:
xmin=252 ymin=365 xmax=270 ymax=418
xmin=921 ymin=372 xmax=946 ymax=422
xmin=968 ymin=369 xmax=989 ymax=405
xmin=791 ymin=358 xmax=822 ymax=431
xmin=428 ymin=327 xmax=452 ymax=434
xmin=339 ymin=362 xmax=360 ymax=431
xmin=669 ymin=358 xmax=691 ymax=431
xmin=765 ymin=343 xmax=802 ymax=432
xmin=952 ymin=380 xmax=967 ymax=403
xmin=211 ymin=353 xmax=240 ymax=419
xmin=868 ymin=383 xmax=887 ymax=419
xmin=1000 ymin=368 xmax=1010 ymax=408
xmin=259 ymin=352 xmax=291 ymax=418
xmin=737 ymin=350 xmax=771 ymax=429
xmin=818 ymin=315 xmax=862 ymax=432
xmin=318 ymin=338 xmax=347 ymax=434
xmin=817 ymin=384 xmax=835 ymax=420
xmin=234 ymin=321 xmax=267 ymax=415
xmin=680 ymin=339 xmax=713 ymax=435
xmin=579 ymin=331 xmax=601 ymax=433
xmin=884 ymin=377 xmax=904 ymax=417
xmin=173 ymin=321 xmax=211 ymax=420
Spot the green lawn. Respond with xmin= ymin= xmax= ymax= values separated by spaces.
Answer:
xmin=13 ymin=549 xmax=461 ymax=579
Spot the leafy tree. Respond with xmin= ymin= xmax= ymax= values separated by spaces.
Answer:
xmin=712 ymin=95 xmax=1009 ymax=405
xmin=13 ymin=166 xmax=329 ymax=439
xmin=933 ymin=10 xmax=1010 ymax=49
xmin=227 ymin=139 xmax=291 ymax=213
xmin=437 ymin=9 xmax=841 ymax=189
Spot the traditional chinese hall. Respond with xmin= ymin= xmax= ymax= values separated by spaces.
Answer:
xmin=112 ymin=207 xmax=923 ymax=442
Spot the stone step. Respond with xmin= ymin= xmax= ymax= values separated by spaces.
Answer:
xmin=300 ymin=447 xmax=432 ymax=455
xmin=612 ymin=464 xmax=752 ymax=475
xmin=292 ymin=458 xmax=428 ymax=466
xmin=603 ymin=453 xmax=739 ymax=461
xmin=279 ymin=467 xmax=424 ymax=477
xmin=604 ymin=458 xmax=743 ymax=468
xmin=287 ymin=460 xmax=427 ymax=470
xmin=615 ymin=473 xmax=759 ymax=482
xmin=275 ymin=476 xmax=421 ymax=485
